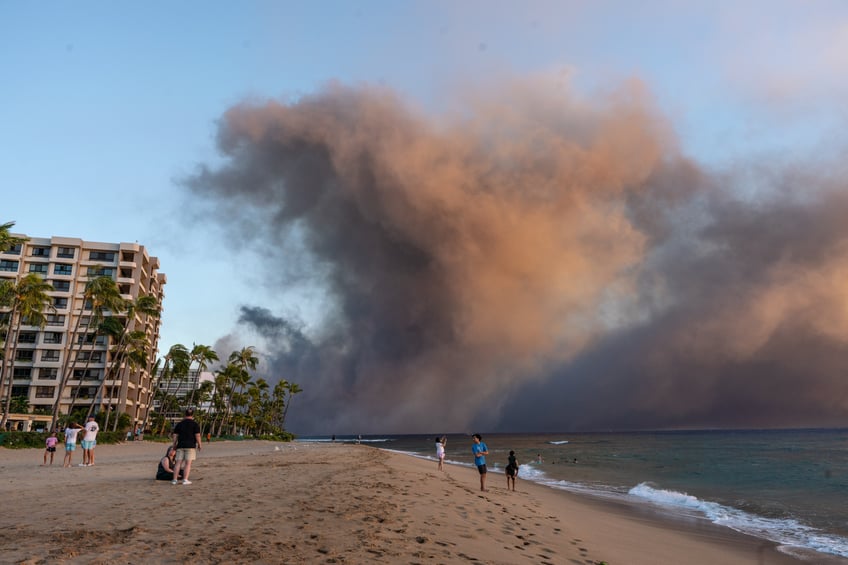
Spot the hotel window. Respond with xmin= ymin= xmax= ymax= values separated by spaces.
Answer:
xmin=74 ymin=386 xmax=97 ymax=398
xmin=86 ymin=266 xmax=114 ymax=277
xmin=73 ymin=369 xmax=101 ymax=380
xmin=39 ymin=368 xmax=58 ymax=380
xmin=41 ymin=350 xmax=61 ymax=362
xmin=53 ymin=297 xmax=68 ymax=309
xmin=46 ymin=314 xmax=65 ymax=326
xmin=17 ymin=332 xmax=37 ymax=344
xmin=3 ymin=243 xmax=22 ymax=255
xmin=30 ymin=246 xmax=50 ymax=257
xmin=56 ymin=247 xmax=75 ymax=259
xmin=77 ymin=351 xmax=103 ymax=362
xmin=121 ymin=251 xmax=135 ymax=262
xmin=54 ymin=263 xmax=73 ymax=275
xmin=28 ymin=263 xmax=48 ymax=274
xmin=35 ymin=386 xmax=55 ymax=398
xmin=15 ymin=350 xmax=34 ymax=361
xmin=13 ymin=367 xmax=32 ymax=379
xmin=120 ymin=267 xmax=133 ymax=278
xmin=77 ymin=332 xmax=96 ymax=344
xmin=0 ymin=259 xmax=18 ymax=272
xmin=89 ymin=251 xmax=116 ymax=262
xmin=43 ymin=332 xmax=63 ymax=344
xmin=51 ymin=279 xmax=70 ymax=291
xmin=11 ymin=385 xmax=29 ymax=397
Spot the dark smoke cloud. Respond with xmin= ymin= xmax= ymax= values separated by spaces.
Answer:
xmin=185 ymin=78 xmax=848 ymax=433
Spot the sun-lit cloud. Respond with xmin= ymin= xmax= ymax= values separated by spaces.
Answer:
xmin=184 ymin=73 xmax=848 ymax=433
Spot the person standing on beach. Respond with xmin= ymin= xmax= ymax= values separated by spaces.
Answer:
xmin=505 ymin=450 xmax=519 ymax=491
xmin=171 ymin=408 xmax=202 ymax=485
xmin=471 ymin=434 xmax=489 ymax=491
xmin=81 ymin=415 xmax=99 ymax=466
xmin=43 ymin=431 xmax=59 ymax=465
xmin=62 ymin=422 xmax=82 ymax=467
xmin=436 ymin=436 xmax=447 ymax=471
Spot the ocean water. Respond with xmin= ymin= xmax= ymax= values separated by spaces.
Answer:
xmin=299 ymin=429 xmax=848 ymax=561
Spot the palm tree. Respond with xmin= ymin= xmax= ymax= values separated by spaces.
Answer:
xmin=138 ymin=296 xmax=165 ymax=435
xmin=187 ymin=343 xmax=218 ymax=407
xmin=0 ymin=273 xmax=54 ymax=428
xmin=212 ymin=363 xmax=240 ymax=436
xmin=139 ymin=357 xmax=161 ymax=435
xmin=248 ymin=378 xmax=269 ymax=435
xmin=269 ymin=379 xmax=288 ymax=432
xmin=89 ymin=294 xmax=160 ymax=422
xmin=89 ymin=325 xmax=147 ymax=425
xmin=281 ymin=382 xmax=303 ymax=429
xmin=206 ymin=369 xmax=232 ymax=436
xmin=0 ymin=221 xmax=26 ymax=253
xmin=50 ymin=275 xmax=125 ymax=431
xmin=108 ymin=337 xmax=148 ymax=431
xmin=154 ymin=344 xmax=190 ymax=435
xmin=214 ymin=347 xmax=256 ymax=435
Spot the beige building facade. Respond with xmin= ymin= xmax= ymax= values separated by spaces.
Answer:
xmin=0 ymin=235 xmax=166 ymax=431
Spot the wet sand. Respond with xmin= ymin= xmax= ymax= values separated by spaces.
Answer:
xmin=0 ymin=440 xmax=834 ymax=564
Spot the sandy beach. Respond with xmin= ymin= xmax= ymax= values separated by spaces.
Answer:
xmin=0 ymin=441 xmax=840 ymax=564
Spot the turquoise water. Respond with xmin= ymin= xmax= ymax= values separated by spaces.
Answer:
xmin=301 ymin=429 xmax=848 ymax=560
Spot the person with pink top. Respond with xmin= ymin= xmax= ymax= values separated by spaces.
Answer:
xmin=42 ymin=432 xmax=59 ymax=465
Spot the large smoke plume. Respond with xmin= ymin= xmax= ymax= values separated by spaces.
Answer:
xmin=186 ymin=78 xmax=848 ymax=433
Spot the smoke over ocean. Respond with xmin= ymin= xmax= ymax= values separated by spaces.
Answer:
xmin=185 ymin=78 xmax=848 ymax=434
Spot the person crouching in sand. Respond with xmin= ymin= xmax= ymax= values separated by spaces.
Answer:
xmin=505 ymin=450 xmax=519 ymax=491
xmin=156 ymin=446 xmax=184 ymax=481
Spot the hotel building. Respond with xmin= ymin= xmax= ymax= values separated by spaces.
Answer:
xmin=0 ymin=235 xmax=165 ymax=431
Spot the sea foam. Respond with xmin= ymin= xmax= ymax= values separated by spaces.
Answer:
xmin=628 ymin=483 xmax=848 ymax=559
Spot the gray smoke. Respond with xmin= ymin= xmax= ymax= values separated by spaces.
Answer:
xmin=185 ymin=79 xmax=848 ymax=433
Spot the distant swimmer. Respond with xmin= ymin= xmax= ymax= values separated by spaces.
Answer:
xmin=536 ymin=453 xmax=543 ymax=464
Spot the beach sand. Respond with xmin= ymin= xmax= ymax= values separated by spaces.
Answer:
xmin=0 ymin=441 xmax=840 ymax=564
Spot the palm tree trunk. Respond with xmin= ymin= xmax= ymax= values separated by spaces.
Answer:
xmin=89 ymin=329 xmax=128 ymax=420
xmin=50 ymin=310 xmax=87 ymax=430
xmin=110 ymin=363 xmax=133 ymax=431
xmin=155 ymin=361 xmax=178 ymax=436
xmin=0 ymin=307 xmax=21 ymax=429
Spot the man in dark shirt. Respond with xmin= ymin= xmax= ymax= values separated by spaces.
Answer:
xmin=171 ymin=408 xmax=202 ymax=485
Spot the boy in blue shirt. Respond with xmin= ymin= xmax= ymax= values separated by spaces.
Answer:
xmin=471 ymin=434 xmax=489 ymax=491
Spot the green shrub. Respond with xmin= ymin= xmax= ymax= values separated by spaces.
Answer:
xmin=0 ymin=430 xmax=128 ymax=448
xmin=0 ymin=431 xmax=45 ymax=449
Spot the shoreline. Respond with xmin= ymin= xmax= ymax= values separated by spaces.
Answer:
xmin=0 ymin=441 xmax=842 ymax=564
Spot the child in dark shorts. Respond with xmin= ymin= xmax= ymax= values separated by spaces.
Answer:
xmin=43 ymin=432 xmax=59 ymax=466
xmin=505 ymin=450 xmax=519 ymax=491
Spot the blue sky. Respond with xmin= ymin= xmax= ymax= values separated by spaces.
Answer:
xmin=2 ymin=0 xmax=847 ymax=357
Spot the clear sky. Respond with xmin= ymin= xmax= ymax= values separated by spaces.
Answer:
xmin=3 ymin=1 xmax=848 ymax=433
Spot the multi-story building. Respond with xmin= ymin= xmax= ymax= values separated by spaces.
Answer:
xmin=0 ymin=235 xmax=166 ymax=431
xmin=153 ymin=369 xmax=215 ymax=425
